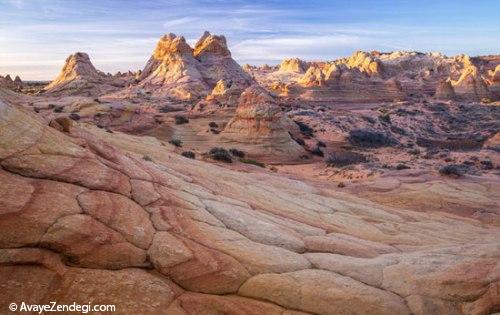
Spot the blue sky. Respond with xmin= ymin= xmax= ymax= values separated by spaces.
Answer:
xmin=0 ymin=0 xmax=499 ymax=80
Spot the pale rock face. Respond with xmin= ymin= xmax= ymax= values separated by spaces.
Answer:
xmin=44 ymin=53 xmax=101 ymax=91
xmin=138 ymin=33 xmax=209 ymax=100
xmin=435 ymin=79 xmax=456 ymax=99
xmin=489 ymin=65 xmax=500 ymax=98
xmin=137 ymin=32 xmax=251 ymax=101
xmin=279 ymin=58 xmax=308 ymax=73
xmin=194 ymin=31 xmax=252 ymax=89
xmin=222 ymin=85 xmax=306 ymax=162
xmin=452 ymin=63 xmax=491 ymax=100
xmin=298 ymin=66 xmax=326 ymax=87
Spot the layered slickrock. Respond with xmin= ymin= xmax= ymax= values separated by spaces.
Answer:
xmin=221 ymin=85 xmax=306 ymax=162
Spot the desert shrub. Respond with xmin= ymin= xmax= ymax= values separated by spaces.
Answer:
xmin=480 ymin=160 xmax=494 ymax=170
xmin=169 ymin=139 xmax=182 ymax=147
xmin=53 ymin=106 xmax=63 ymax=113
xmin=316 ymin=140 xmax=326 ymax=148
xmin=174 ymin=115 xmax=189 ymax=124
xmin=294 ymin=121 xmax=314 ymax=137
xmin=325 ymin=151 xmax=366 ymax=167
xmin=416 ymin=137 xmax=483 ymax=151
xmin=143 ymin=155 xmax=153 ymax=162
xmin=337 ymin=182 xmax=346 ymax=188
xmin=378 ymin=114 xmax=391 ymax=124
xmin=209 ymin=147 xmax=232 ymax=163
xmin=348 ymin=129 xmax=396 ymax=148
xmin=439 ymin=164 xmax=466 ymax=177
xmin=294 ymin=137 xmax=305 ymax=145
xmin=210 ymin=128 xmax=220 ymax=134
xmin=69 ymin=113 xmax=80 ymax=121
xmin=181 ymin=151 xmax=195 ymax=159
xmin=239 ymin=158 xmax=265 ymax=168
xmin=396 ymin=163 xmax=410 ymax=170
xmin=209 ymin=122 xmax=218 ymax=128
xmin=229 ymin=148 xmax=245 ymax=158
xmin=361 ymin=115 xmax=376 ymax=124
xmin=310 ymin=146 xmax=324 ymax=157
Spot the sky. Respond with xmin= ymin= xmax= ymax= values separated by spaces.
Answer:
xmin=0 ymin=0 xmax=499 ymax=80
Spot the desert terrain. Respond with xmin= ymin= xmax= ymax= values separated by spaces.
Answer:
xmin=0 ymin=31 xmax=499 ymax=315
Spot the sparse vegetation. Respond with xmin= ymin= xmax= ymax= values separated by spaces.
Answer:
xmin=378 ymin=113 xmax=391 ymax=124
xmin=294 ymin=121 xmax=314 ymax=137
xmin=174 ymin=115 xmax=189 ymax=124
xmin=169 ymin=139 xmax=182 ymax=147
xmin=181 ymin=151 xmax=195 ymax=159
xmin=209 ymin=122 xmax=218 ymax=128
xmin=208 ymin=147 xmax=232 ymax=163
xmin=69 ymin=113 xmax=81 ymax=121
xmin=310 ymin=146 xmax=324 ymax=157
xmin=143 ymin=155 xmax=153 ymax=162
xmin=229 ymin=148 xmax=245 ymax=158
xmin=239 ymin=158 xmax=265 ymax=168
xmin=348 ymin=129 xmax=396 ymax=148
xmin=439 ymin=164 xmax=466 ymax=177
xmin=325 ymin=151 xmax=367 ymax=167
xmin=396 ymin=163 xmax=410 ymax=170
xmin=210 ymin=128 xmax=220 ymax=134
xmin=53 ymin=106 xmax=63 ymax=113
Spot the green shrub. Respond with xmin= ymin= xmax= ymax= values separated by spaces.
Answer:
xmin=169 ymin=139 xmax=182 ymax=147
xmin=181 ymin=151 xmax=195 ymax=159
xmin=209 ymin=147 xmax=232 ymax=163
xmin=326 ymin=151 xmax=367 ymax=167
xmin=239 ymin=158 xmax=265 ymax=168
xmin=229 ymin=148 xmax=245 ymax=158
xmin=174 ymin=115 xmax=189 ymax=124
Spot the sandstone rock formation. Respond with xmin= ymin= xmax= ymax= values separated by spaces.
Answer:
xmin=137 ymin=33 xmax=209 ymax=100
xmin=222 ymin=85 xmax=306 ymax=162
xmin=43 ymin=52 xmax=126 ymax=96
xmin=252 ymin=50 xmax=499 ymax=103
xmin=279 ymin=58 xmax=308 ymax=73
xmin=0 ymin=74 xmax=22 ymax=91
xmin=44 ymin=53 xmax=102 ymax=92
xmin=452 ymin=62 xmax=492 ymax=100
xmin=435 ymin=79 xmax=456 ymax=99
xmin=137 ymin=32 xmax=251 ymax=102
xmin=194 ymin=31 xmax=252 ymax=89
xmin=488 ymin=65 xmax=500 ymax=99
xmin=1 ymin=97 xmax=500 ymax=314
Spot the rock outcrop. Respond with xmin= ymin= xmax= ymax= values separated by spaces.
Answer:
xmin=194 ymin=31 xmax=252 ymax=90
xmin=279 ymin=58 xmax=308 ymax=73
xmin=222 ymin=85 xmax=306 ymax=162
xmin=435 ymin=79 xmax=456 ymax=99
xmin=137 ymin=33 xmax=209 ymax=100
xmin=452 ymin=62 xmax=492 ymax=100
xmin=136 ymin=31 xmax=251 ymax=102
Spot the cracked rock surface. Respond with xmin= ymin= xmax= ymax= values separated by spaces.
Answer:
xmin=1 ymin=99 xmax=499 ymax=314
